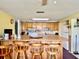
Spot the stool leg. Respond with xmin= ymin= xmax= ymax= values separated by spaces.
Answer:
xmin=24 ymin=51 xmax=28 ymax=59
xmin=15 ymin=52 xmax=19 ymax=59
xmin=33 ymin=55 xmax=41 ymax=59
xmin=1 ymin=56 xmax=3 ymax=59
xmin=12 ymin=50 xmax=16 ymax=59
xmin=20 ymin=51 xmax=25 ymax=59
xmin=42 ymin=51 xmax=48 ymax=59
xmin=26 ymin=50 xmax=32 ymax=59
xmin=17 ymin=52 xmax=20 ymax=59
xmin=4 ymin=56 xmax=6 ymax=59
xmin=9 ymin=53 xmax=12 ymax=59
xmin=16 ymin=51 xmax=26 ymax=59
xmin=14 ymin=50 xmax=26 ymax=59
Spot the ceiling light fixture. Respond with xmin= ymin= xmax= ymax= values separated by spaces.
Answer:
xmin=32 ymin=18 xmax=49 ymax=21
xmin=54 ymin=0 xmax=57 ymax=4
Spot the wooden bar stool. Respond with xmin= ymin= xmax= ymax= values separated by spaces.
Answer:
xmin=24 ymin=43 xmax=29 ymax=59
xmin=14 ymin=42 xmax=26 ymax=59
xmin=0 ymin=45 xmax=12 ymax=59
xmin=31 ymin=43 xmax=42 ymax=59
xmin=41 ymin=42 xmax=49 ymax=59
xmin=25 ymin=43 xmax=32 ymax=59
xmin=48 ymin=44 xmax=59 ymax=59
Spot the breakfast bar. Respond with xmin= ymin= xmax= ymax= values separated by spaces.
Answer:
xmin=0 ymin=35 xmax=63 ymax=59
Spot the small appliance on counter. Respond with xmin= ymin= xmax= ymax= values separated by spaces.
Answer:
xmin=4 ymin=29 xmax=12 ymax=40
xmin=4 ymin=33 xmax=9 ymax=40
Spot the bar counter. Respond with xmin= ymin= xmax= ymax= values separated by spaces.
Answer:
xmin=0 ymin=35 xmax=63 ymax=59
xmin=0 ymin=35 xmax=63 ymax=46
xmin=0 ymin=35 xmax=62 ymax=42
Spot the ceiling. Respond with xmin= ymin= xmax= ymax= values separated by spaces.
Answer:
xmin=0 ymin=0 xmax=79 ymax=22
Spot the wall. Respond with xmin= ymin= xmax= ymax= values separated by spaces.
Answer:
xmin=0 ymin=10 xmax=15 ymax=36
xmin=59 ymin=20 xmax=69 ymax=50
xmin=59 ymin=20 xmax=69 ymax=38
xmin=71 ymin=18 xmax=79 ymax=53
xmin=59 ymin=12 xmax=79 ymax=52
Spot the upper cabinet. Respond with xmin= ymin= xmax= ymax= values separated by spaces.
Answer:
xmin=21 ymin=22 xmax=59 ymax=31
xmin=48 ymin=22 xmax=59 ymax=31
xmin=54 ymin=22 xmax=59 ymax=31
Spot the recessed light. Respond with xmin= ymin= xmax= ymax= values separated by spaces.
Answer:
xmin=54 ymin=1 xmax=56 ymax=4
xmin=32 ymin=18 xmax=49 ymax=21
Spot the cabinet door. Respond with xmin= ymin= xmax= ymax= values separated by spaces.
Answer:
xmin=21 ymin=22 xmax=28 ymax=30
xmin=51 ymin=23 xmax=55 ymax=31
xmin=54 ymin=22 xmax=59 ymax=31
xmin=28 ymin=23 xmax=32 ymax=28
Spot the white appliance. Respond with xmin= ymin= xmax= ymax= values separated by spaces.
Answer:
xmin=4 ymin=34 xmax=9 ymax=40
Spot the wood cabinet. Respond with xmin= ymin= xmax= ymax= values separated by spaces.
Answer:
xmin=28 ymin=22 xmax=32 ymax=28
xmin=54 ymin=22 xmax=59 ymax=31
xmin=21 ymin=22 xmax=59 ymax=31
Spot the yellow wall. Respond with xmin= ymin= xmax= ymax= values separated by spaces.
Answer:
xmin=0 ymin=10 xmax=15 ymax=35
